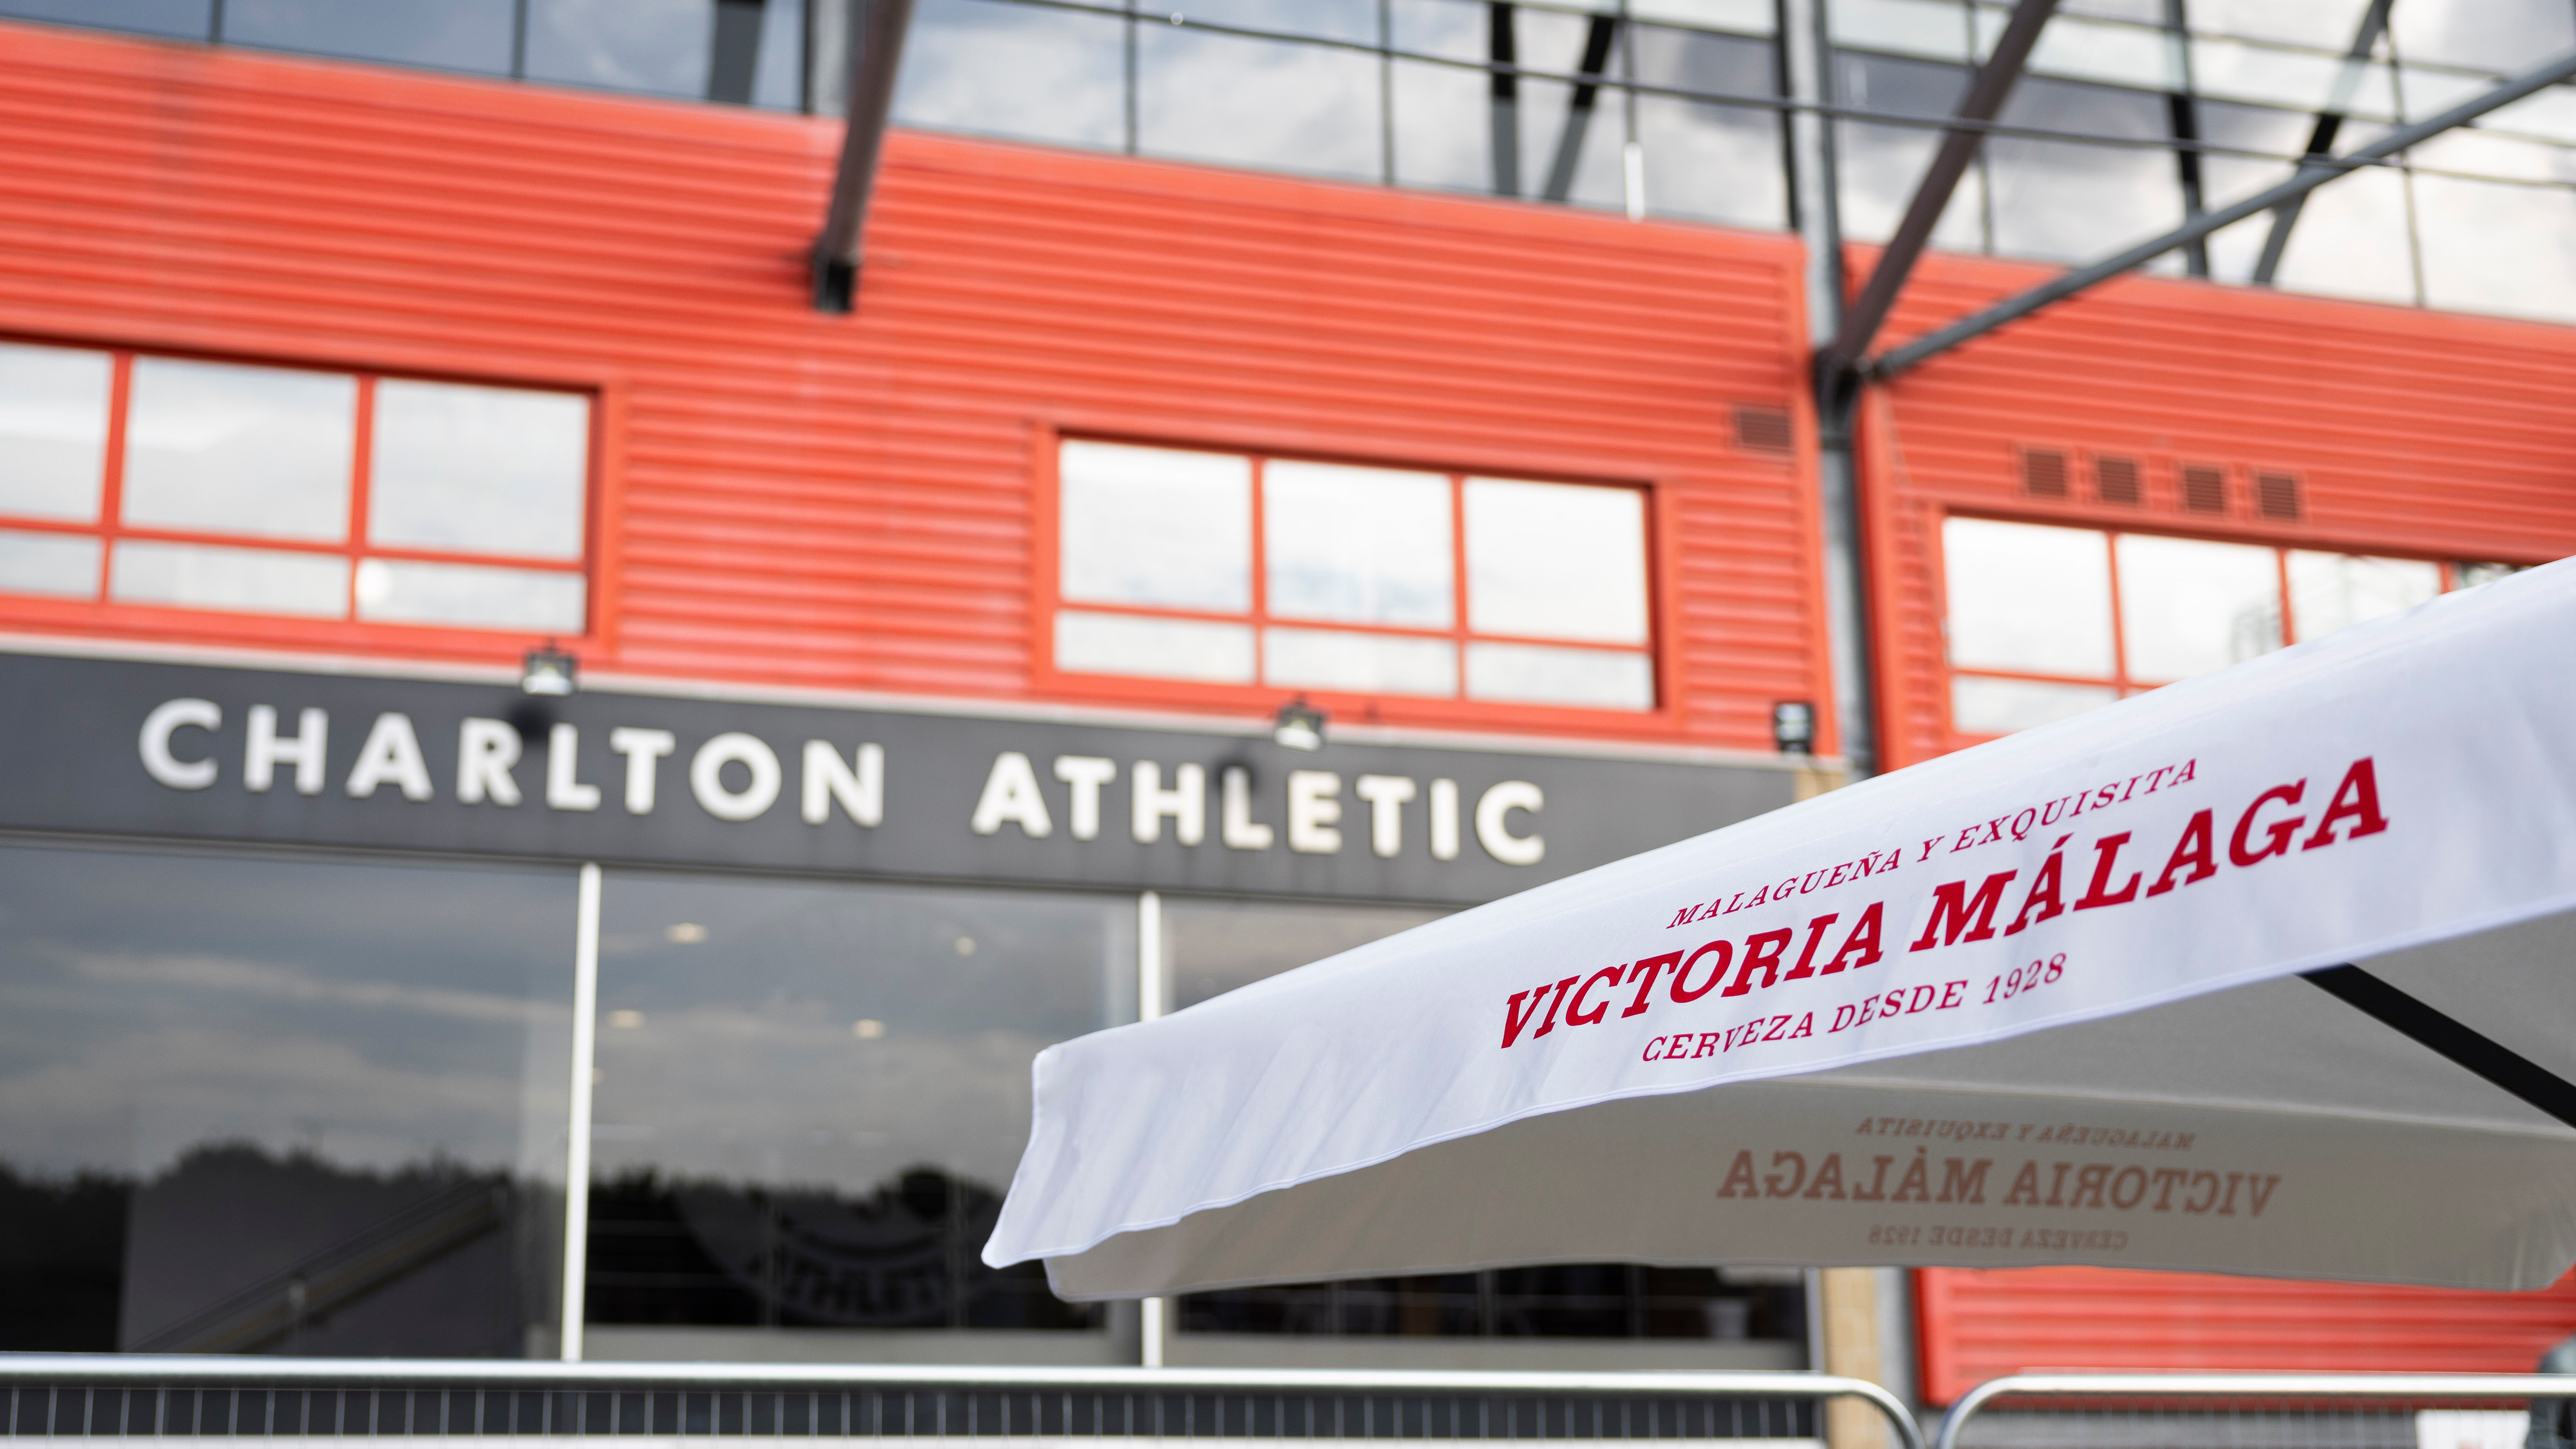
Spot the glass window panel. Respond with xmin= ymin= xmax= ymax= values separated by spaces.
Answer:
xmin=1390 ymin=0 xmax=1486 ymax=63
xmin=752 ymin=0 xmax=804 ymax=110
xmin=2190 ymin=38 xmax=2394 ymax=121
xmin=1264 ymin=461 xmax=1453 ymax=628
xmin=1464 ymin=478 xmax=1648 ymax=644
xmin=585 ymin=873 xmax=1124 ymax=1333
xmin=2481 ymin=84 xmax=2576 ymax=147
xmin=0 ymin=844 xmax=574 ymax=1353
xmin=525 ymin=0 xmax=713 ymax=99
xmin=2286 ymin=551 xmax=2441 ymax=642
xmin=1636 ymin=94 xmax=1790 ymax=227
xmin=2411 ymin=172 xmax=2576 ymax=326
xmin=1633 ymin=27 xmax=1789 ymax=228
xmin=2057 ymin=0 xmax=2163 ymax=21
xmin=1942 ymin=517 xmax=2113 ymax=675
xmin=2199 ymin=108 xmax=2422 ymax=304
xmin=2026 ymin=13 xmax=2177 ymax=91
xmin=1515 ymin=75 xmax=1629 ymax=211
xmin=2391 ymin=0 xmax=2575 ymax=77
xmin=1137 ymin=27 xmax=1384 ymax=183
xmin=2396 ymin=65 xmax=2500 ymax=119
xmin=221 ymin=0 xmax=516 ymax=73
xmin=355 ymin=558 xmax=588 ymax=633
xmin=1830 ymin=0 xmax=1973 ymax=63
xmin=1060 ymin=442 xmax=1250 ymax=613
xmin=370 ymin=380 xmax=589 ymax=561
xmin=1056 ymin=611 xmax=1256 ymax=683
xmin=1833 ymin=55 xmax=1988 ymax=248
xmin=2115 ymin=532 xmax=2283 ymax=682
xmin=2409 ymin=127 xmax=2576 ymax=184
xmin=1507 ymin=6 xmax=1625 ymax=208
xmin=1631 ymin=0 xmax=1775 ymax=38
xmin=895 ymin=0 xmax=1126 ymax=150
xmin=1262 ymin=626 xmax=1458 ymax=696
xmin=1391 ymin=58 xmax=1493 ymax=193
xmin=1464 ymin=640 xmax=1653 ymax=710
xmin=1988 ymin=80 xmax=2182 ymax=263
xmin=0 ymin=0 xmax=210 ymax=37
xmin=123 ymin=358 xmax=354 ymax=543
xmin=111 ymin=540 xmax=350 ymax=618
xmin=2454 ymin=561 xmax=2528 ymax=588
xmin=2187 ymin=0 xmax=2379 ymax=53
xmin=0 ymin=342 xmax=110 ymax=522
xmin=0 ymin=530 xmax=100 ymax=598
xmin=1174 ymin=0 xmax=1379 ymax=45
xmin=1163 ymin=895 xmax=1451 ymax=1024
xmin=1952 ymin=676 xmax=2120 ymax=735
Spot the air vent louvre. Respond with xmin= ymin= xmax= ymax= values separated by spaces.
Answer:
xmin=1732 ymin=405 xmax=1794 ymax=453
xmin=2180 ymin=464 xmax=2227 ymax=514
xmin=2020 ymin=449 xmax=2069 ymax=499
xmin=2255 ymin=471 xmax=2302 ymax=520
xmin=2094 ymin=456 xmax=2141 ymax=506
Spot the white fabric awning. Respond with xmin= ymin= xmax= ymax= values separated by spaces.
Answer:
xmin=984 ymin=559 xmax=2576 ymax=1297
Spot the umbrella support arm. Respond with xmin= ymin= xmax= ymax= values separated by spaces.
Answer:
xmin=2302 ymin=965 xmax=2576 ymax=1130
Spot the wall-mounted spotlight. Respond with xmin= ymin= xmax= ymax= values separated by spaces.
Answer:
xmin=1273 ymin=698 xmax=1326 ymax=752
xmin=1771 ymin=699 xmax=1816 ymax=755
xmin=522 ymin=642 xmax=579 ymax=697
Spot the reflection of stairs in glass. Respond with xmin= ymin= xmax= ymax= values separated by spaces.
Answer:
xmin=132 ymin=1180 xmax=508 ymax=1354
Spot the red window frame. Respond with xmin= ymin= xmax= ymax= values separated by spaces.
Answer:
xmin=1935 ymin=512 xmax=2474 ymax=749
xmin=1032 ymin=429 xmax=1677 ymax=734
xmin=0 ymin=337 xmax=605 ymax=662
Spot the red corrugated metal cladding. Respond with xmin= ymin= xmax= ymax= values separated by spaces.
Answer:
xmin=1920 ymin=1267 xmax=2576 ymax=1403
xmin=1875 ymin=253 xmax=2576 ymax=1397
xmin=0 ymin=21 xmax=1832 ymax=754
xmin=1859 ymin=248 xmax=2576 ymax=768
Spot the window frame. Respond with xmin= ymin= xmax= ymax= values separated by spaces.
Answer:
xmin=1031 ymin=424 xmax=1684 ymax=736
xmin=1934 ymin=508 xmax=2472 ymax=748
xmin=0 ymin=333 xmax=615 ymax=661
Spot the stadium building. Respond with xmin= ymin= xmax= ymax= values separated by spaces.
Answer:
xmin=0 ymin=0 xmax=2572 ymax=1403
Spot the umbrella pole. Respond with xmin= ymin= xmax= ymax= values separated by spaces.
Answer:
xmin=2303 ymin=965 xmax=2576 ymax=1128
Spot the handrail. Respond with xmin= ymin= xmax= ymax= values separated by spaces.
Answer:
xmin=1937 ymin=1372 xmax=2570 ymax=1449
xmin=0 ymin=1357 xmax=1921 ymax=1449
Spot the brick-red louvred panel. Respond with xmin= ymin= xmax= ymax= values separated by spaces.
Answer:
xmin=1919 ymin=1266 xmax=2576 ymax=1404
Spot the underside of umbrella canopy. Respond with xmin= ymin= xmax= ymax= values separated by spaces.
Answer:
xmin=986 ymin=559 xmax=2576 ymax=1299
xmin=1042 ymin=908 xmax=2576 ymax=1298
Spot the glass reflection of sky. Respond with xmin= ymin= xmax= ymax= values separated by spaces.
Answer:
xmin=590 ymin=873 xmax=1128 ymax=1196
xmin=0 ymin=844 xmax=577 ymax=1181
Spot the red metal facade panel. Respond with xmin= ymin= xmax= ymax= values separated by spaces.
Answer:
xmin=1919 ymin=1266 xmax=2576 ymax=1403
xmin=0 ymin=23 xmax=1828 ymax=752
xmin=1859 ymin=250 xmax=2576 ymax=768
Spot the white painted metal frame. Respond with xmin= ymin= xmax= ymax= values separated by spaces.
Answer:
xmin=1937 ymin=1373 xmax=2574 ymax=1449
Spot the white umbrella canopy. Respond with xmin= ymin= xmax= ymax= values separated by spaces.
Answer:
xmin=983 ymin=559 xmax=2576 ymax=1299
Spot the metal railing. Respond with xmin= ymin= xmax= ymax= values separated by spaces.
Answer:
xmin=0 ymin=1358 xmax=1920 ymax=1447
xmin=1938 ymin=1373 xmax=2571 ymax=1449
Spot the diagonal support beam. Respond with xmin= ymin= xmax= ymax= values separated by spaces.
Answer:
xmin=812 ymin=0 xmax=919 ymax=314
xmin=2251 ymin=0 xmax=2395 ymax=286
xmin=2304 ymin=965 xmax=2576 ymax=1131
xmin=1871 ymin=45 xmax=2576 ymax=380
xmin=1815 ymin=0 xmax=2059 ymax=392
xmin=1540 ymin=14 xmax=1621 ymax=204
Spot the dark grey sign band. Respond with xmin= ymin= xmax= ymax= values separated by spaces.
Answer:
xmin=0 ymin=651 xmax=1794 ymax=907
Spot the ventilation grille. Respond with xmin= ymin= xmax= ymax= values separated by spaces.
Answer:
xmin=1732 ymin=404 xmax=1794 ymax=453
xmin=2020 ymin=449 xmax=2069 ymax=499
xmin=2180 ymin=464 xmax=2227 ymax=514
xmin=2094 ymin=456 xmax=2141 ymax=506
xmin=2255 ymin=470 xmax=2302 ymax=520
